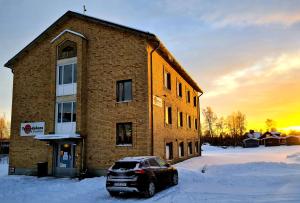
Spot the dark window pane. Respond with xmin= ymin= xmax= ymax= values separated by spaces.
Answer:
xmin=59 ymin=66 xmax=63 ymax=85
xmin=117 ymin=80 xmax=132 ymax=102
xmin=73 ymin=64 xmax=77 ymax=83
xmin=194 ymin=96 xmax=197 ymax=107
xmin=124 ymin=81 xmax=132 ymax=101
xmin=72 ymin=102 xmax=76 ymax=122
xmin=62 ymin=102 xmax=72 ymax=122
xmin=63 ymin=65 xmax=73 ymax=84
xmin=155 ymin=158 xmax=167 ymax=167
xmin=57 ymin=103 xmax=62 ymax=123
xmin=168 ymin=107 xmax=172 ymax=124
xmin=116 ymin=123 xmax=132 ymax=145
xmin=148 ymin=159 xmax=160 ymax=167
xmin=112 ymin=162 xmax=138 ymax=170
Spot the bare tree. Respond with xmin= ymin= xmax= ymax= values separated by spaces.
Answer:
xmin=265 ymin=119 xmax=276 ymax=132
xmin=202 ymin=107 xmax=217 ymax=138
xmin=0 ymin=116 xmax=9 ymax=140
xmin=227 ymin=111 xmax=246 ymax=146
xmin=215 ymin=116 xmax=226 ymax=137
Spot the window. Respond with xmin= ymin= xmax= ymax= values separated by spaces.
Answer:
xmin=187 ymin=115 xmax=191 ymax=128
xmin=58 ymin=63 xmax=77 ymax=85
xmin=57 ymin=102 xmax=76 ymax=123
xmin=177 ymin=82 xmax=182 ymax=97
xmin=193 ymin=96 xmax=197 ymax=107
xmin=178 ymin=111 xmax=183 ymax=127
xmin=155 ymin=157 xmax=167 ymax=167
xmin=116 ymin=80 xmax=132 ymax=102
xmin=165 ymin=142 xmax=173 ymax=160
xmin=195 ymin=141 xmax=199 ymax=154
xmin=116 ymin=123 xmax=132 ymax=145
xmin=195 ymin=118 xmax=198 ymax=130
xmin=188 ymin=142 xmax=193 ymax=155
xmin=179 ymin=142 xmax=184 ymax=157
xmin=148 ymin=158 xmax=160 ymax=167
xmin=58 ymin=40 xmax=77 ymax=60
xmin=186 ymin=90 xmax=190 ymax=103
xmin=164 ymin=71 xmax=171 ymax=90
xmin=165 ymin=106 xmax=172 ymax=125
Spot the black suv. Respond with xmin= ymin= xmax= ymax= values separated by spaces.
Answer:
xmin=106 ymin=156 xmax=178 ymax=198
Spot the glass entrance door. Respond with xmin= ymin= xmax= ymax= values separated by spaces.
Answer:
xmin=57 ymin=143 xmax=74 ymax=168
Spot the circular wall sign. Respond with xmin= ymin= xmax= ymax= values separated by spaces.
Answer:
xmin=24 ymin=124 xmax=32 ymax=134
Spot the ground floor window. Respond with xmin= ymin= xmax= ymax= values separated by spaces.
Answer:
xmin=165 ymin=142 xmax=173 ymax=160
xmin=195 ymin=141 xmax=199 ymax=154
xmin=116 ymin=122 xmax=132 ymax=146
xmin=178 ymin=142 xmax=184 ymax=157
xmin=188 ymin=142 xmax=193 ymax=155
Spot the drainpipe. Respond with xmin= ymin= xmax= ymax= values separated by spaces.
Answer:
xmin=150 ymin=40 xmax=160 ymax=156
xmin=197 ymin=92 xmax=203 ymax=156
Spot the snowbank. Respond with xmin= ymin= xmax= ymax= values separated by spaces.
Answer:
xmin=1 ymin=146 xmax=300 ymax=203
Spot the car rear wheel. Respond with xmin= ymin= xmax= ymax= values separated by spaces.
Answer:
xmin=172 ymin=173 xmax=178 ymax=185
xmin=144 ymin=181 xmax=155 ymax=198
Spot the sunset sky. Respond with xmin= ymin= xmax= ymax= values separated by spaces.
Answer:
xmin=1 ymin=0 xmax=300 ymax=132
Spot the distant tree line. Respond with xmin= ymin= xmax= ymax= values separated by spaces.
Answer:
xmin=0 ymin=116 xmax=9 ymax=140
xmin=201 ymin=107 xmax=247 ymax=146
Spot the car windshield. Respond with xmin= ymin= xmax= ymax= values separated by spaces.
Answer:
xmin=112 ymin=161 xmax=138 ymax=170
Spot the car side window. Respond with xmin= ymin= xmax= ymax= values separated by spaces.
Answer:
xmin=155 ymin=158 xmax=167 ymax=167
xmin=148 ymin=158 xmax=160 ymax=167
xmin=140 ymin=161 xmax=150 ymax=168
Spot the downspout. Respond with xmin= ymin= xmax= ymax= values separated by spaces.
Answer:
xmin=197 ymin=92 xmax=203 ymax=156
xmin=150 ymin=40 xmax=160 ymax=156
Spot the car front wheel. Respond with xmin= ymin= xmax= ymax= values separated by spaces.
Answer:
xmin=144 ymin=181 xmax=156 ymax=198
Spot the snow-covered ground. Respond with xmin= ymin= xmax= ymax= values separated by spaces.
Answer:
xmin=1 ymin=145 xmax=300 ymax=203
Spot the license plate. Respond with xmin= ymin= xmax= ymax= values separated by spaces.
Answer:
xmin=114 ymin=182 xmax=127 ymax=187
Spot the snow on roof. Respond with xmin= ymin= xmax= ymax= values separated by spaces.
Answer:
xmin=248 ymin=132 xmax=261 ymax=139
xmin=118 ymin=156 xmax=156 ymax=162
xmin=35 ymin=134 xmax=81 ymax=140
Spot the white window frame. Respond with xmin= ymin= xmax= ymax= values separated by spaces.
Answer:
xmin=55 ymin=101 xmax=76 ymax=134
xmin=56 ymin=57 xmax=77 ymax=96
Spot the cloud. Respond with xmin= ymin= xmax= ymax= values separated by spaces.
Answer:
xmin=163 ymin=0 xmax=300 ymax=27
xmin=206 ymin=51 xmax=300 ymax=97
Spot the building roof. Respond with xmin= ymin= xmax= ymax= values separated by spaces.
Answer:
xmin=4 ymin=11 xmax=203 ymax=93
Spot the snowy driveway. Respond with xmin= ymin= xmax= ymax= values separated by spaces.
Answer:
xmin=1 ymin=146 xmax=300 ymax=203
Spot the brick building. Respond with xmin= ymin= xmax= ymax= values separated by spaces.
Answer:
xmin=4 ymin=11 xmax=203 ymax=177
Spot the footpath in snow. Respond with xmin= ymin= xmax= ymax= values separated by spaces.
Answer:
xmin=1 ymin=145 xmax=300 ymax=203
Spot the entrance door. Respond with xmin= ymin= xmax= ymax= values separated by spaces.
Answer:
xmin=54 ymin=142 xmax=76 ymax=177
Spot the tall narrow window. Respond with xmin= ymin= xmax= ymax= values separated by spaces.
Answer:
xmin=179 ymin=142 xmax=184 ymax=157
xmin=188 ymin=142 xmax=193 ymax=155
xmin=193 ymin=96 xmax=197 ymax=107
xmin=165 ymin=106 xmax=172 ymax=125
xmin=187 ymin=115 xmax=191 ymax=128
xmin=178 ymin=111 xmax=183 ymax=127
xmin=164 ymin=71 xmax=171 ymax=90
xmin=165 ymin=142 xmax=173 ymax=160
xmin=177 ymin=82 xmax=182 ymax=97
xmin=195 ymin=118 xmax=198 ymax=130
xmin=72 ymin=102 xmax=76 ymax=122
xmin=117 ymin=80 xmax=132 ymax=102
xmin=57 ymin=103 xmax=62 ymax=123
xmin=62 ymin=102 xmax=72 ymax=122
xmin=187 ymin=90 xmax=190 ymax=103
xmin=116 ymin=123 xmax=132 ymax=145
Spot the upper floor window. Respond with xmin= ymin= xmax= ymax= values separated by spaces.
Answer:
xmin=193 ymin=96 xmax=197 ymax=107
xmin=58 ymin=63 xmax=77 ymax=85
xmin=164 ymin=71 xmax=171 ymax=90
xmin=186 ymin=90 xmax=190 ymax=103
xmin=58 ymin=40 xmax=77 ymax=60
xmin=195 ymin=118 xmax=198 ymax=130
xmin=187 ymin=114 xmax=191 ymax=128
xmin=165 ymin=106 xmax=172 ymax=125
xmin=116 ymin=80 xmax=132 ymax=102
xmin=57 ymin=101 xmax=76 ymax=123
xmin=116 ymin=122 xmax=132 ymax=146
xmin=177 ymin=81 xmax=182 ymax=97
xmin=178 ymin=111 xmax=183 ymax=127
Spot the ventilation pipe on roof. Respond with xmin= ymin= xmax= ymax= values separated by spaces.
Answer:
xmin=150 ymin=40 xmax=160 ymax=156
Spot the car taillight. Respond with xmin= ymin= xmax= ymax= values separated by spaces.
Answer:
xmin=135 ymin=169 xmax=145 ymax=174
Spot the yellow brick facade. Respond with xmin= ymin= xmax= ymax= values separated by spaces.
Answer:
xmin=6 ymin=12 xmax=202 ymax=177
